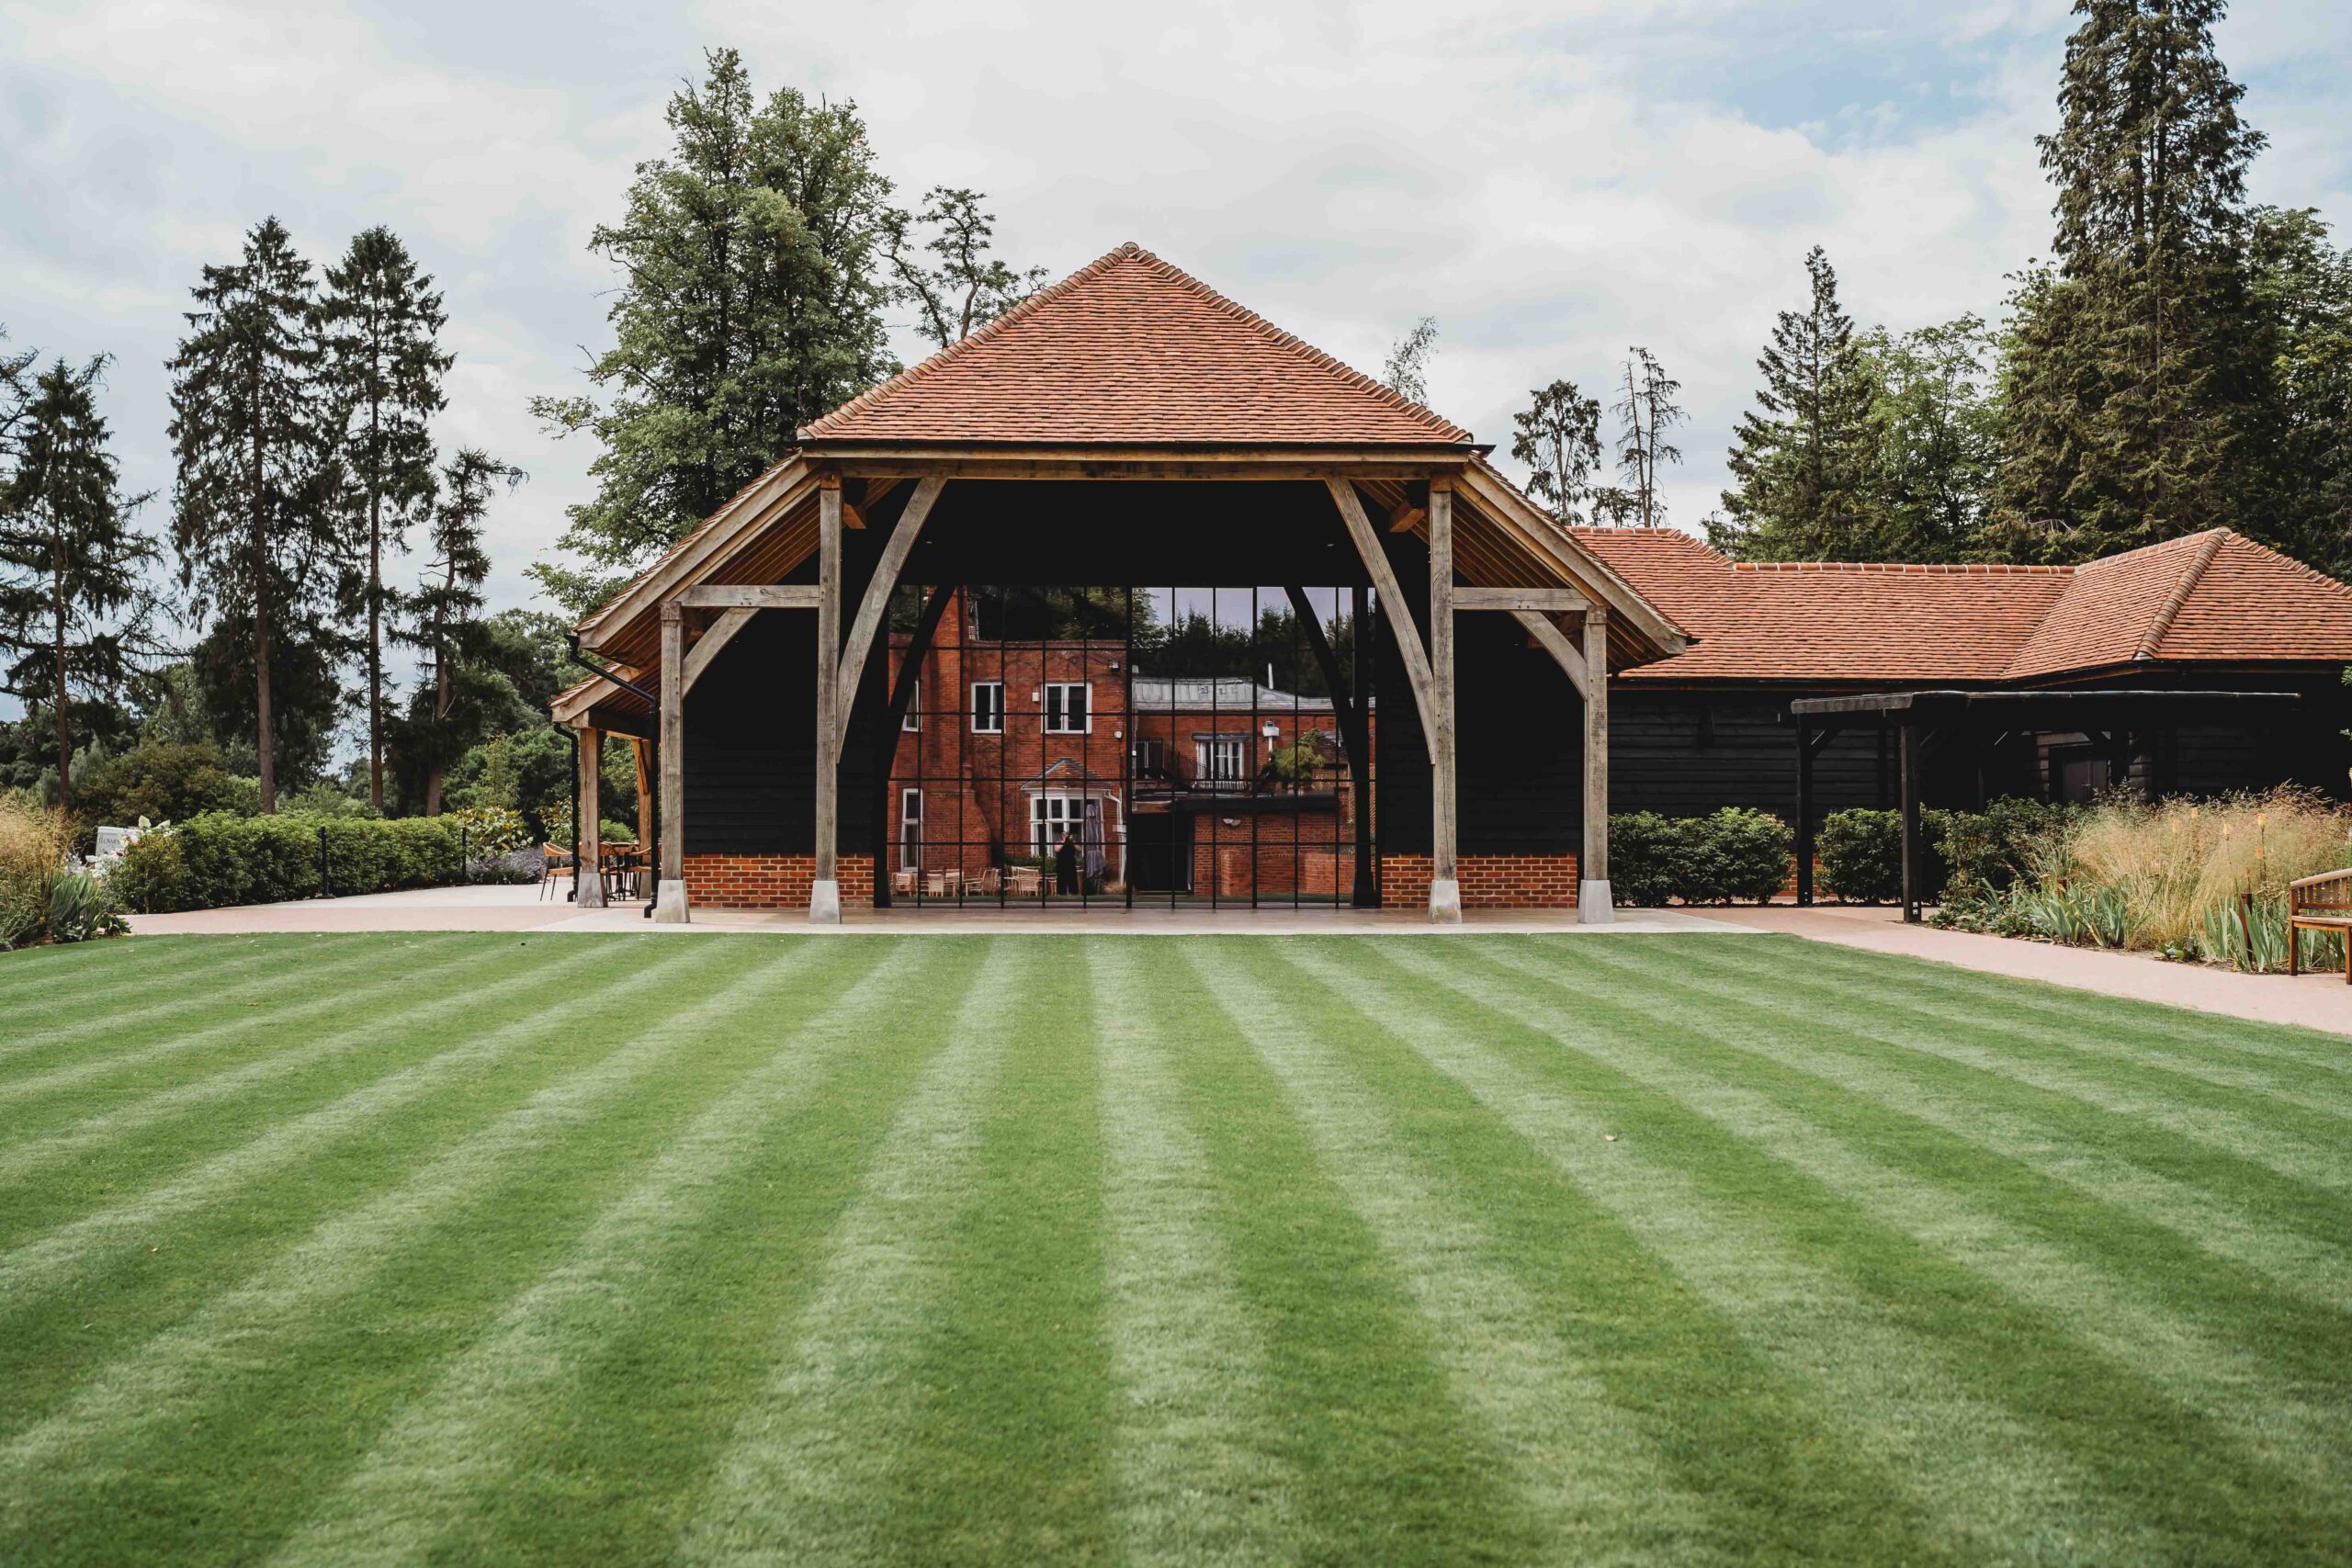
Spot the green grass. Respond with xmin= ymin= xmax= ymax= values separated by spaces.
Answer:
xmin=1 ymin=930 xmax=2346 ymax=1566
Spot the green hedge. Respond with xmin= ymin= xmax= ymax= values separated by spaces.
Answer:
xmin=111 ymin=811 xmax=470 ymax=914
xmin=1609 ymin=808 xmax=1794 ymax=906
xmin=1812 ymin=799 xmax=2067 ymax=906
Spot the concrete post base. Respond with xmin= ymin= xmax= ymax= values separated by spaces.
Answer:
xmin=1428 ymin=876 xmax=1463 ymax=924
xmin=651 ymin=880 xmax=691 ymax=924
xmin=808 ymin=877 xmax=842 ymax=925
xmin=1578 ymin=880 xmax=1614 ymax=924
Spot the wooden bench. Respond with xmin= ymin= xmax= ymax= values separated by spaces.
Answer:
xmin=2287 ymin=868 xmax=2352 ymax=983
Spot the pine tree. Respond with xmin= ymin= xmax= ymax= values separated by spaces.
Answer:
xmin=530 ymin=50 xmax=896 ymax=612
xmin=1711 ymin=247 xmax=1880 ymax=558
xmin=168 ymin=216 xmax=341 ymax=813
xmin=1510 ymin=380 xmax=1603 ymax=524
xmin=885 ymin=188 xmax=1046 ymax=350
xmin=1612 ymin=348 xmax=1685 ymax=527
xmin=1860 ymin=316 xmax=2002 ymax=562
xmin=322 ymin=226 xmax=451 ymax=811
xmin=397 ymin=448 xmax=520 ymax=815
xmin=1997 ymin=0 xmax=2269 ymax=556
xmin=0 ymin=356 xmax=159 ymax=809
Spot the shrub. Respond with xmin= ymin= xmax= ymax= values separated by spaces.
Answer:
xmin=73 ymin=741 xmax=260 ymax=840
xmin=1677 ymin=807 xmax=1793 ymax=904
xmin=44 ymin=869 xmax=127 ymax=942
xmin=1606 ymin=813 xmax=1681 ymax=906
xmin=1815 ymin=809 xmax=1902 ymax=903
xmin=109 ymin=811 xmax=469 ymax=913
xmin=1936 ymin=797 xmax=2065 ymax=903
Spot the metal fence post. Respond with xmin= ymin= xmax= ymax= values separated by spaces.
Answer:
xmin=317 ymin=824 xmax=330 ymax=899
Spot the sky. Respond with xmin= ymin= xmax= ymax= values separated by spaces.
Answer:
xmin=4 ymin=0 xmax=2349 ymax=649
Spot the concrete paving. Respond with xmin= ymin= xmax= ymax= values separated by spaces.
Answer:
xmin=123 ymin=884 xmax=2349 ymax=1037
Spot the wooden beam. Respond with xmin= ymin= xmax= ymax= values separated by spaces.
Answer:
xmin=1325 ymin=479 xmax=1442 ymax=759
xmin=1385 ymin=501 xmax=1427 ymax=534
xmin=1510 ymin=610 xmax=1589 ymax=699
xmin=1456 ymin=584 xmax=1592 ymax=614
xmin=1794 ymin=717 xmax=1815 ymax=908
xmin=834 ymin=477 xmax=947 ymax=755
xmin=673 ymin=582 xmax=821 ymax=610
xmin=840 ymin=498 xmax=867 ymax=530
xmin=1899 ymin=719 xmax=1924 ymax=923
xmin=1580 ymin=606 xmax=1611 ymax=921
xmin=1428 ymin=481 xmax=1459 ymax=921
xmin=811 ymin=475 xmax=843 ymax=920
xmin=654 ymin=606 xmax=687 ymax=921
xmin=871 ymin=582 xmax=959 ymax=908
xmin=681 ymin=607 xmax=754 ymax=694
xmin=631 ymin=738 xmax=653 ymax=866
xmin=576 ymin=727 xmax=605 ymax=909
xmin=582 ymin=704 xmax=655 ymax=742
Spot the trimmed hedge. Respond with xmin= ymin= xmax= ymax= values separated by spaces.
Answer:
xmin=1812 ymin=798 xmax=2067 ymax=906
xmin=1609 ymin=808 xmax=1794 ymax=906
xmin=1816 ymin=809 xmax=1905 ymax=904
xmin=111 ymin=811 xmax=470 ymax=914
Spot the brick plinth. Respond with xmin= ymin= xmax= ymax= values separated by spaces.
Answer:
xmin=1381 ymin=852 xmax=1583 ymax=909
xmin=683 ymin=853 xmax=874 ymax=910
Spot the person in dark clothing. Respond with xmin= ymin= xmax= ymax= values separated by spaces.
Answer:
xmin=1054 ymin=829 xmax=1080 ymax=896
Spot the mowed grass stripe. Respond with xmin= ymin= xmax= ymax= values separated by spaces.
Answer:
xmin=261 ymin=940 xmax=965 ymax=1568
xmin=677 ymin=939 xmax=1028 ymax=1567
xmin=0 ymin=933 xmax=298 ymax=1018
xmin=1392 ymin=939 xmax=2352 ymax=1499
xmin=1539 ymin=938 xmax=2352 ymax=1306
xmin=0 ymin=938 xmax=847 ymax=1553
xmin=1087 ymin=940 xmax=1297 ymax=1568
xmin=1139 ymin=950 xmax=1542 ymax=1564
xmin=1182 ymin=939 xmax=1713 ymax=1565
xmin=0 ymin=939 xmax=576 ymax=1186
xmin=1746 ymin=931 xmax=2352 ymax=1082
xmin=1269 ymin=937 xmax=2160 ymax=1563
xmin=0 ymin=931 xmax=484 ymax=1090
xmin=1676 ymin=937 xmax=2352 ymax=1181
xmin=1340 ymin=938 xmax=2344 ymax=1562
xmin=0 ymin=940 xmax=344 ymax=1063
xmin=0 ymin=939 xmax=678 ymax=1310
xmin=871 ymin=936 xmax=1114 ymax=1564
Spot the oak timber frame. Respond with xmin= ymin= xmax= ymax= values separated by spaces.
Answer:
xmin=568 ymin=447 xmax=1672 ymax=925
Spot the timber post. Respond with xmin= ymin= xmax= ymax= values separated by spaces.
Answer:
xmin=1794 ymin=718 xmax=1814 ymax=907
xmin=576 ymin=725 xmax=606 ymax=909
xmin=1427 ymin=477 xmax=1461 ymax=923
xmin=810 ymin=472 xmax=843 ymax=923
xmin=1578 ymin=605 xmax=1612 ymax=922
xmin=653 ymin=604 xmax=689 ymax=921
xmin=1899 ymin=718 xmax=1924 ymax=923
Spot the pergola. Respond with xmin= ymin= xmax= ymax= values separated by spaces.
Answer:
xmin=554 ymin=244 xmax=1687 ymax=923
xmin=1791 ymin=687 xmax=2303 ymax=921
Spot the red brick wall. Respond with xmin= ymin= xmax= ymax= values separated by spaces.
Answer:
xmin=1381 ymin=852 xmax=1583 ymax=909
xmin=1192 ymin=811 xmax=1347 ymax=897
xmin=683 ymin=854 xmax=875 ymax=910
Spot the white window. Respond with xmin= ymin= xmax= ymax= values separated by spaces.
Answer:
xmin=1043 ymin=682 xmax=1091 ymax=734
xmin=899 ymin=788 xmax=923 ymax=870
xmin=1196 ymin=734 xmax=1250 ymax=784
xmin=970 ymin=681 xmax=1004 ymax=733
xmin=1031 ymin=792 xmax=1107 ymax=869
xmin=903 ymin=680 xmax=922 ymax=731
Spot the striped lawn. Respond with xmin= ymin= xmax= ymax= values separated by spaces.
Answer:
xmin=0 ymin=932 xmax=2346 ymax=1567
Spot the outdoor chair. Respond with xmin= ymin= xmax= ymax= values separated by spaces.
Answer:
xmin=2286 ymin=869 xmax=2352 ymax=983
xmin=975 ymin=867 xmax=1002 ymax=897
xmin=1008 ymin=865 xmax=1043 ymax=898
xmin=539 ymin=844 xmax=575 ymax=900
xmin=601 ymin=845 xmax=645 ymax=902
xmin=893 ymin=867 xmax=918 ymax=897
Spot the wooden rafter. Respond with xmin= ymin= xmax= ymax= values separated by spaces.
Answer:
xmin=834 ymin=477 xmax=947 ymax=755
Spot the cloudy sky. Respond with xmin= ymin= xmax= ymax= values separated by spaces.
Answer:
xmin=4 ymin=0 xmax=2348 ymax=631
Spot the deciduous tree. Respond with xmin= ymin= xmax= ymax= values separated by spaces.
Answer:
xmin=885 ymin=188 xmax=1046 ymax=350
xmin=1611 ymin=347 xmax=1685 ymax=527
xmin=1510 ymin=380 xmax=1603 ymax=524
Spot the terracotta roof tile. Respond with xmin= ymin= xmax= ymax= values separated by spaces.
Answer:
xmin=803 ymin=243 xmax=1473 ymax=446
xmin=1566 ymin=525 xmax=2352 ymax=684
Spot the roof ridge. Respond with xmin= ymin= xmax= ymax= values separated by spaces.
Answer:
xmin=1733 ymin=560 xmax=2075 ymax=576
xmin=2135 ymin=527 xmax=2232 ymax=660
xmin=801 ymin=241 xmax=1474 ymax=445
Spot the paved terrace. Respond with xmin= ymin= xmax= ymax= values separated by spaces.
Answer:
xmin=120 ymin=884 xmax=2352 ymax=1038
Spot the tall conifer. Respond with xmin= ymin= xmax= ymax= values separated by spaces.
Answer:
xmin=1711 ymin=247 xmax=1879 ymax=558
xmin=168 ymin=217 xmax=339 ymax=812
xmin=322 ymin=226 xmax=450 ymax=810
xmin=0 ymin=357 xmax=158 ymax=808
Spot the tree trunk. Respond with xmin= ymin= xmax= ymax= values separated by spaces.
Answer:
xmin=424 ymin=768 xmax=444 ymax=818
xmin=251 ymin=396 xmax=276 ymax=814
xmin=367 ymin=386 xmax=383 ymax=811
xmin=52 ymin=542 xmax=71 ymax=812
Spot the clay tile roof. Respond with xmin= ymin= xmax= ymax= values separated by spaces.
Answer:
xmin=802 ymin=243 xmax=1475 ymax=446
xmin=1562 ymin=525 xmax=2352 ymax=683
